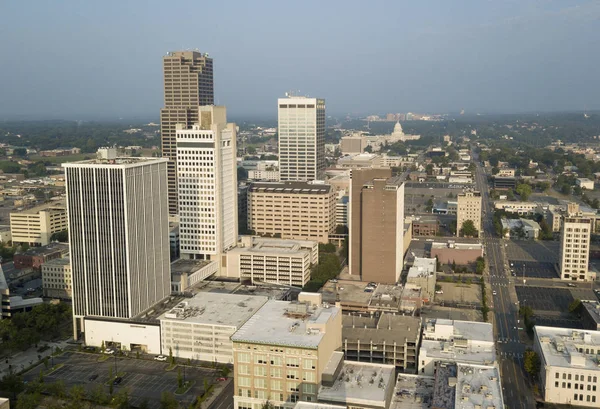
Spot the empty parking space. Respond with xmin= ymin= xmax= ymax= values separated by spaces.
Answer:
xmin=516 ymin=286 xmax=574 ymax=313
xmin=509 ymin=260 xmax=559 ymax=279
xmin=23 ymin=352 xmax=218 ymax=409
xmin=505 ymin=241 xmax=559 ymax=264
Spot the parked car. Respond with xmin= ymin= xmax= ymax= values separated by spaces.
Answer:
xmin=567 ymin=283 xmax=576 ymax=287
xmin=154 ymin=355 xmax=167 ymax=362
xmin=103 ymin=349 xmax=115 ymax=355
xmin=217 ymin=377 xmax=227 ymax=382
xmin=113 ymin=377 xmax=122 ymax=385
xmin=435 ymin=290 xmax=443 ymax=294
xmin=88 ymin=374 xmax=98 ymax=382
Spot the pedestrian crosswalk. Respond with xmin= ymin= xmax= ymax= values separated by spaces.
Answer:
xmin=499 ymin=351 xmax=523 ymax=358
xmin=497 ymin=337 xmax=520 ymax=343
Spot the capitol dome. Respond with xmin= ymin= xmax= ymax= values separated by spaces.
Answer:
xmin=392 ymin=121 xmax=404 ymax=135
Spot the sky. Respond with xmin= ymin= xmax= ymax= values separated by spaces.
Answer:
xmin=1 ymin=0 xmax=599 ymax=120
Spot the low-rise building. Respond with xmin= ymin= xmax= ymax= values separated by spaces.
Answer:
xmin=341 ymin=313 xmax=421 ymax=372
xmin=494 ymin=201 xmax=540 ymax=215
xmin=13 ymin=242 xmax=69 ymax=270
xmin=170 ymin=259 xmax=219 ymax=293
xmin=492 ymin=176 xmax=517 ymax=190
xmin=406 ymin=257 xmax=437 ymax=302
xmin=501 ymin=218 xmax=541 ymax=240
xmin=160 ymin=293 xmax=268 ymax=363
xmin=42 ymin=257 xmax=71 ymax=299
xmin=546 ymin=208 xmax=563 ymax=233
xmin=248 ymin=169 xmax=280 ymax=182
xmin=430 ymin=241 xmax=483 ymax=265
xmin=9 ymin=201 xmax=68 ymax=246
xmin=534 ymin=326 xmax=600 ymax=407
xmin=411 ymin=218 xmax=439 ymax=237
xmin=337 ymin=153 xmax=382 ymax=169
xmin=418 ymin=319 xmax=495 ymax=376
xmin=581 ymin=300 xmax=600 ymax=331
xmin=576 ymin=178 xmax=595 ymax=190
xmin=225 ymin=236 xmax=319 ymax=287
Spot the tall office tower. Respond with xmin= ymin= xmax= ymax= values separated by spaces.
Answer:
xmin=64 ymin=153 xmax=171 ymax=331
xmin=559 ymin=216 xmax=593 ymax=281
xmin=349 ymin=168 xmax=392 ymax=277
xmin=161 ymin=51 xmax=214 ymax=214
xmin=456 ymin=190 xmax=482 ymax=237
xmin=278 ymin=96 xmax=325 ymax=181
xmin=176 ymin=106 xmax=237 ymax=261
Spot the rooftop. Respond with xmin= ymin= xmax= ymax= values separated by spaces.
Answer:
xmin=535 ymin=326 xmax=600 ymax=369
xmin=170 ymin=259 xmax=213 ymax=276
xmin=42 ymin=257 xmax=70 ymax=267
xmin=158 ymin=292 xmax=268 ymax=328
xmin=293 ymin=403 xmax=345 ymax=409
xmin=454 ymin=364 xmax=504 ymax=409
xmin=16 ymin=242 xmax=69 ymax=257
xmin=62 ymin=157 xmax=168 ymax=169
xmin=342 ymin=313 xmax=421 ymax=345
xmin=431 ymin=242 xmax=483 ymax=251
xmin=391 ymin=374 xmax=435 ymax=409
xmin=249 ymin=181 xmax=332 ymax=195
xmin=407 ymin=257 xmax=436 ymax=278
xmin=11 ymin=199 xmax=65 ymax=215
xmin=318 ymin=361 xmax=395 ymax=407
xmin=582 ymin=300 xmax=600 ymax=326
xmin=230 ymin=237 xmax=315 ymax=255
xmin=231 ymin=299 xmax=340 ymax=349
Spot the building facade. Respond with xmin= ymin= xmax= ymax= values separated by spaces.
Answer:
xmin=10 ymin=201 xmax=68 ymax=246
xmin=42 ymin=257 xmax=71 ymax=299
xmin=176 ymin=106 xmax=237 ymax=261
xmin=160 ymin=50 xmax=214 ymax=214
xmin=247 ymin=182 xmax=336 ymax=243
xmin=278 ymin=96 xmax=325 ymax=182
xmin=534 ymin=326 xmax=600 ymax=407
xmin=559 ymin=216 xmax=593 ymax=281
xmin=64 ymin=157 xmax=171 ymax=329
xmin=457 ymin=190 xmax=482 ymax=237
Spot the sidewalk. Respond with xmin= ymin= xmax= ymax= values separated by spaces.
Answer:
xmin=0 ymin=339 xmax=73 ymax=378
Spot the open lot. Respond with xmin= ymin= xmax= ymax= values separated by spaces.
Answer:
xmin=509 ymin=260 xmax=559 ymax=279
xmin=505 ymin=240 xmax=560 ymax=264
xmin=23 ymin=352 xmax=219 ymax=409
xmin=515 ymin=286 xmax=573 ymax=313
xmin=421 ymin=305 xmax=483 ymax=322
xmin=434 ymin=282 xmax=481 ymax=307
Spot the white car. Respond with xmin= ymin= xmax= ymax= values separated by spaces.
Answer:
xmin=154 ymin=355 xmax=167 ymax=362
xmin=492 ymin=290 xmax=497 ymax=296
xmin=103 ymin=349 xmax=115 ymax=355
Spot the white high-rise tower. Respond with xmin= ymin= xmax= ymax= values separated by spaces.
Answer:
xmin=176 ymin=106 xmax=238 ymax=260
xmin=64 ymin=154 xmax=171 ymax=330
xmin=278 ymin=95 xmax=325 ymax=181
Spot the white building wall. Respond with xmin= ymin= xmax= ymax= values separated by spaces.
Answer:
xmin=84 ymin=318 xmax=161 ymax=354
xmin=161 ymin=320 xmax=236 ymax=364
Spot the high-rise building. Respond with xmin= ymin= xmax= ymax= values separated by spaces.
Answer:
xmin=348 ymin=168 xmax=392 ymax=278
xmin=64 ymin=156 xmax=171 ymax=332
xmin=559 ymin=216 xmax=593 ymax=281
xmin=278 ymin=96 xmax=325 ymax=181
xmin=247 ymin=181 xmax=336 ymax=243
xmin=161 ymin=51 xmax=214 ymax=214
xmin=456 ymin=190 xmax=482 ymax=237
xmin=176 ymin=106 xmax=237 ymax=261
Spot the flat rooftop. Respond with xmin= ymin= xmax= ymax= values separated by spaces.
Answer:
xmin=230 ymin=239 xmax=311 ymax=255
xmin=318 ymin=361 xmax=395 ymax=407
xmin=231 ymin=300 xmax=340 ymax=349
xmin=42 ymin=257 xmax=70 ymax=267
xmin=455 ymin=364 xmax=504 ymax=409
xmin=62 ymin=157 xmax=168 ymax=168
xmin=12 ymin=199 xmax=65 ymax=215
xmin=391 ymin=374 xmax=435 ymax=409
xmin=293 ymin=403 xmax=345 ymax=409
xmin=535 ymin=326 xmax=600 ymax=370
xmin=16 ymin=242 xmax=69 ymax=257
xmin=249 ymin=181 xmax=332 ymax=194
xmin=407 ymin=257 xmax=436 ymax=278
xmin=582 ymin=300 xmax=600 ymax=326
xmin=158 ymin=292 xmax=268 ymax=328
xmin=170 ymin=259 xmax=213 ymax=276
xmin=342 ymin=313 xmax=421 ymax=344
xmin=431 ymin=242 xmax=482 ymax=251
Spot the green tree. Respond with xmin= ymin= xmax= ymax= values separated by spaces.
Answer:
xmin=13 ymin=148 xmax=27 ymax=157
xmin=261 ymin=401 xmax=275 ymax=409
xmin=50 ymin=229 xmax=68 ymax=242
xmin=475 ymin=257 xmax=485 ymax=274
xmin=516 ymin=183 xmax=532 ymax=201
xmin=318 ymin=243 xmax=336 ymax=253
xmin=524 ymin=349 xmax=541 ymax=378
xmin=460 ymin=220 xmax=478 ymax=237
xmin=1 ymin=372 xmax=25 ymax=400
xmin=169 ymin=347 xmax=174 ymax=365
xmin=364 ymin=145 xmax=373 ymax=153
xmin=160 ymin=391 xmax=179 ymax=409
xmin=246 ymin=146 xmax=257 ymax=155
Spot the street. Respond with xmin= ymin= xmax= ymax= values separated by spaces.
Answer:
xmin=475 ymin=157 xmax=536 ymax=409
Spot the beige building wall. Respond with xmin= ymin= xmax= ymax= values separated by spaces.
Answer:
xmin=247 ymin=182 xmax=336 ymax=244
xmin=160 ymin=51 xmax=214 ymax=214
xmin=560 ymin=217 xmax=593 ymax=281
xmin=457 ymin=191 xmax=482 ymax=236
xmin=349 ymin=168 xmax=392 ymax=277
xmin=10 ymin=203 xmax=68 ymax=246
xmin=42 ymin=258 xmax=71 ymax=299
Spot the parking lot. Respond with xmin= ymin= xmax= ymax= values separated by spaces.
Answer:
xmin=509 ymin=260 xmax=559 ymax=279
xmin=533 ymin=316 xmax=584 ymax=330
xmin=505 ymin=240 xmax=559 ymax=264
xmin=434 ymin=282 xmax=481 ymax=306
xmin=23 ymin=352 xmax=219 ymax=409
xmin=515 ymin=286 xmax=574 ymax=313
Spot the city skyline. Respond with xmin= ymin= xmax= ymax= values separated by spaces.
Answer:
xmin=1 ymin=1 xmax=600 ymax=120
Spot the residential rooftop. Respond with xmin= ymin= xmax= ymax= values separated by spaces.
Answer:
xmin=158 ymin=292 xmax=268 ymax=328
xmin=318 ymin=361 xmax=395 ymax=407
xmin=248 ymin=181 xmax=332 ymax=194
xmin=535 ymin=326 xmax=600 ymax=370
xmin=231 ymin=299 xmax=340 ymax=349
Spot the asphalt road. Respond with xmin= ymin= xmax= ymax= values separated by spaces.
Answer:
xmin=475 ymin=156 xmax=535 ymax=409
xmin=209 ymin=380 xmax=234 ymax=409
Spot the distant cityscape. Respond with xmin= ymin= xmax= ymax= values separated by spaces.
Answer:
xmin=0 ymin=49 xmax=600 ymax=409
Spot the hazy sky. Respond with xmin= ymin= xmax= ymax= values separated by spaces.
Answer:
xmin=1 ymin=0 xmax=599 ymax=120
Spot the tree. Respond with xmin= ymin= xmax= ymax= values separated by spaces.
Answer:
xmin=335 ymin=224 xmax=348 ymax=234
xmin=364 ymin=145 xmax=372 ymax=153
xmin=524 ymin=349 xmax=541 ymax=378
xmin=475 ymin=257 xmax=485 ymax=274
xmin=318 ymin=243 xmax=336 ymax=253
xmin=169 ymin=347 xmax=175 ymax=365
xmin=460 ymin=220 xmax=478 ymax=237
xmin=50 ymin=229 xmax=68 ymax=242
xmin=516 ymin=184 xmax=532 ymax=201
xmin=568 ymin=299 xmax=582 ymax=313
xmin=12 ymin=148 xmax=27 ymax=157
xmin=261 ymin=402 xmax=276 ymax=409
xmin=246 ymin=146 xmax=257 ymax=155
xmin=237 ymin=167 xmax=248 ymax=181
xmin=160 ymin=391 xmax=179 ymax=409
xmin=1 ymin=371 xmax=24 ymax=400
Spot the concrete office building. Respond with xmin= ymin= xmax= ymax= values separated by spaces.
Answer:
xmin=160 ymin=50 xmax=214 ymax=214
xmin=560 ymin=216 xmax=594 ymax=281
xmin=342 ymin=313 xmax=421 ymax=371
xmin=350 ymin=168 xmax=405 ymax=284
xmin=349 ymin=168 xmax=392 ymax=279
xmin=176 ymin=106 xmax=237 ymax=261
xmin=457 ymin=190 xmax=482 ymax=237
xmin=534 ymin=326 xmax=600 ymax=407
xmin=160 ymin=293 xmax=268 ymax=364
xmin=278 ymin=96 xmax=325 ymax=182
xmin=339 ymin=135 xmax=367 ymax=154
xmin=406 ymin=257 xmax=437 ymax=302
xmin=418 ymin=319 xmax=495 ymax=376
xmin=10 ymin=201 xmax=68 ymax=246
xmin=42 ymin=257 xmax=72 ymax=299
xmin=225 ymin=236 xmax=319 ymax=287
xmin=335 ymin=196 xmax=348 ymax=227
xmin=64 ymin=157 xmax=171 ymax=335
xmin=247 ymin=181 xmax=336 ymax=243
xmin=231 ymin=293 xmax=342 ymax=408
